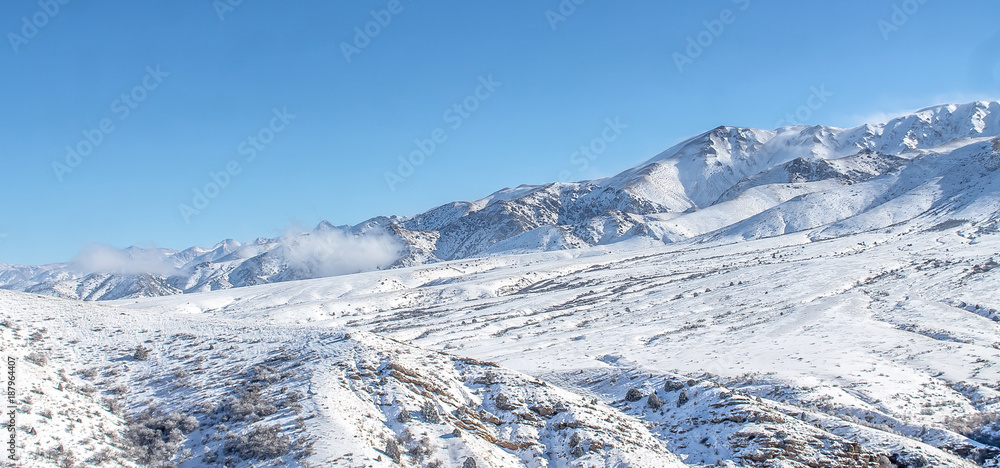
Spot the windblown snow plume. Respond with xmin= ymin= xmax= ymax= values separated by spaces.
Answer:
xmin=280 ymin=227 xmax=404 ymax=277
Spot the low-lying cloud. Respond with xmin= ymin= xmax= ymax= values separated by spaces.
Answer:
xmin=68 ymin=227 xmax=403 ymax=279
xmin=280 ymin=227 xmax=404 ymax=278
xmin=71 ymin=243 xmax=179 ymax=276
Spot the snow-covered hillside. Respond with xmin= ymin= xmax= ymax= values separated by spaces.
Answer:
xmin=5 ymin=197 xmax=1000 ymax=466
xmin=5 ymin=101 xmax=1000 ymax=302
xmin=1 ymin=291 xmax=691 ymax=467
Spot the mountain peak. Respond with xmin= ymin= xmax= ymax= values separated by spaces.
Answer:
xmin=315 ymin=220 xmax=339 ymax=231
xmin=6 ymin=100 xmax=1000 ymax=300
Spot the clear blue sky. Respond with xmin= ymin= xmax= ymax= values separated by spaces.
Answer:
xmin=2 ymin=1 xmax=999 ymax=265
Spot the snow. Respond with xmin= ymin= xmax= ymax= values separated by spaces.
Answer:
xmin=4 ymin=100 xmax=1000 ymax=466
xmin=54 ymin=212 xmax=992 ymax=466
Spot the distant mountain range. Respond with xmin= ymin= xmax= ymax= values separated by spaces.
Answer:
xmin=4 ymin=100 xmax=1000 ymax=300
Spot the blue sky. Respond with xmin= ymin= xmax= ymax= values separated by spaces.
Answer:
xmin=2 ymin=1 xmax=999 ymax=265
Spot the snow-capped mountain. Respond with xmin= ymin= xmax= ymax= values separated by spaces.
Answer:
xmin=7 ymin=100 xmax=1000 ymax=467
xmin=4 ymin=101 xmax=1000 ymax=301
xmin=6 ymin=191 xmax=1000 ymax=466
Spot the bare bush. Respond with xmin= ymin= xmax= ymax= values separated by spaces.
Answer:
xmin=125 ymin=408 xmax=199 ymax=466
xmin=569 ymin=431 xmax=582 ymax=447
xmin=420 ymin=401 xmax=440 ymax=424
xmin=25 ymin=352 xmax=47 ymax=367
xmin=100 ymin=397 xmax=126 ymax=416
xmin=407 ymin=436 xmax=433 ymax=462
xmin=647 ymin=392 xmax=664 ymax=410
xmin=494 ymin=393 xmax=517 ymax=411
xmin=218 ymin=384 xmax=278 ymax=422
xmin=265 ymin=351 xmax=297 ymax=363
xmin=85 ymin=448 xmax=115 ymax=465
xmin=47 ymin=446 xmax=76 ymax=468
xmin=386 ymin=439 xmax=401 ymax=464
xmin=664 ymin=379 xmax=686 ymax=392
xmin=285 ymin=390 xmax=303 ymax=403
xmin=947 ymin=412 xmax=1000 ymax=446
xmin=132 ymin=346 xmax=151 ymax=361
xmin=624 ymin=388 xmax=643 ymax=402
xmin=224 ymin=424 xmax=292 ymax=461
xmin=249 ymin=363 xmax=281 ymax=384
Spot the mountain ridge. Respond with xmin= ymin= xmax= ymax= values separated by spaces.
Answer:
xmin=4 ymin=100 xmax=1000 ymax=300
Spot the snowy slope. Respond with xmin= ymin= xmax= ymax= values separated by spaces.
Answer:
xmin=103 ymin=208 xmax=1000 ymax=466
xmin=6 ymin=99 xmax=1000 ymax=467
xmin=7 ymin=168 xmax=1000 ymax=465
xmin=2 ymin=290 xmax=690 ymax=467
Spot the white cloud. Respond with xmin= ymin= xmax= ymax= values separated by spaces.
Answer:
xmin=280 ymin=227 xmax=404 ymax=278
xmin=71 ymin=244 xmax=178 ymax=276
xmin=69 ymin=226 xmax=404 ymax=279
